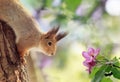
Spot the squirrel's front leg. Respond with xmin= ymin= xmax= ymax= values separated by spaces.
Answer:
xmin=16 ymin=41 xmax=27 ymax=64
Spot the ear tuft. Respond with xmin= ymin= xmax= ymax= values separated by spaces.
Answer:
xmin=48 ymin=25 xmax=60 ymax=34
xmin=56 ymin=32 xmax=68 ymax=41
xmin=53 ymin=25 xmax=60 ymax=34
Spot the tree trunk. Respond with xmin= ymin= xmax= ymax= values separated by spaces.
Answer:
xmin=26 ymin=55 xmax=38 ymax=82
xmin=0 ymin=20 xmax=29 ymax=82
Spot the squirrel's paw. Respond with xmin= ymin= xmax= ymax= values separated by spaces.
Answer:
xmin=20 ymin=57 xmax=26 ymax=65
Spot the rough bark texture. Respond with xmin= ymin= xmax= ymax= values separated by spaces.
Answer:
xmin=26 ymin=55 xmax=38 ymax=82
xmin=0 ymin=20 xmax=29 ymax=82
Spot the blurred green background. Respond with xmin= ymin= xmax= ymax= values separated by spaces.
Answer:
xmin=20 ymin=0 xmax=120 ymax=82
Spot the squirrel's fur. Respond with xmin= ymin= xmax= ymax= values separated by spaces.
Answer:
xmin=0 ymin=0 xmax=67 ymax=60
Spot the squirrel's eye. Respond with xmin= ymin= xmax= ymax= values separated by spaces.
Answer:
xmin=45 ymin=36 xmax=49 ymax=39
xmin=48 ymin=41 xmax=52 ymax=46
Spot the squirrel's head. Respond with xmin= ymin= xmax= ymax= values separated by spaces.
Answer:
xmin=39 ymin=25 xmax=67 ymax=56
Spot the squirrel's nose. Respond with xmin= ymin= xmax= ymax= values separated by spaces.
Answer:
xmin=51 ymin=53 xmax=54 ymax=56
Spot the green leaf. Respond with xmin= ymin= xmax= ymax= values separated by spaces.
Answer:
xmin=101 ymin=77 xmax=112 ymax=82
xmin=96 ymin=55 xmax=106 ymax=63
xmin=64 ymin=0 xmax=82 ymax=12
xmin=90 ymin=67 xmax=99 ymax=78
xmin=105 ymin=66 xmax=112 ymax=72
xmin=46 ymin=0 xmax=53 ymax=7
xmin=111 ymin=67 xmax=120 ymax=79
xmin=92 ymin=65 xmax=109 ymax=82
xmin=112 ymin=57 xmax=120 ymax=66
xmin=51 ymin=14 xmax=68 ymax=25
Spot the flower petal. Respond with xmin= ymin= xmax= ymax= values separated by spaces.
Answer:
xmin=82 ymin=51 xmax=91 ymax=59
xmin=88 ymin=47 xmax=95 ymax=55
xmin=85 ymin=57 xmax=93 ymax=62
xmin=83 ymin=61 xmax=89 ymax=67
xmin=82 ymin=47 xmax=99 ymax=74
xmin=94 ymin=48 xmax=100 ymax=57
xmin=89 ymin=60 xmax=96 ymax=66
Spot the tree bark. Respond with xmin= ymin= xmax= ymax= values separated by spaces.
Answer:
xmin=26 ymin=55 xmax=38 ymax=82
xmin=0 ymin=20 xmax=29 ymax=82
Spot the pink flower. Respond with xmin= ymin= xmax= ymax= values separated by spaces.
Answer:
xmin=82 ymin=48 xmax=100 ymax=73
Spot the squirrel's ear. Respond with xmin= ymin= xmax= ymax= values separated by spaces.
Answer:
xmin=47 ymin=25 xmax=60 ymax=35
xmin=55 ymin=32 xmax=68 ymax=41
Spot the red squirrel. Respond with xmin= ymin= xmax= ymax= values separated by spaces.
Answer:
xmin=0 ymin=0 xmax=67 ymax=61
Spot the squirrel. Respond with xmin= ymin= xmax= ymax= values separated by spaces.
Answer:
xmin=0 ymin=0 xmax=67 ymax=61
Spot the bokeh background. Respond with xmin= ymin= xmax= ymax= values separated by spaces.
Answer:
xmin=20 ymin=0 xmax=120 ymax=82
